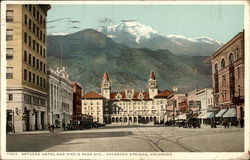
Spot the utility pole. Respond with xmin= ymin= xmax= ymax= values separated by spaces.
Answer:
xmin=60 ymin=40 xmax=63 ymax=68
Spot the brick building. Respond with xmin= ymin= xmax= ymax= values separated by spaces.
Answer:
xmin=72 ymin=82 xmax=83 ymax=121
xmin=211 ymin=31 xmax=244 ymax=125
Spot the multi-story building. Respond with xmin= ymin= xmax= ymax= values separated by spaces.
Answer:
xmin=6 ymin=4 xmax=50 ymax=132
xmin=72 ymin=82 xmax=82 ymax=122
xmin=166 ymin=92 xmax=186 ymax=121
xmin=81 ymin=72 xmax=172 ymax=124
xmin=81 ymin=92 xmax=105 ymax=123
xmin=48 ymin=67 xmax=73 ymax=128
xmin=196 ymin=88 xmax=213 ymax=112
xmin=211 ymin=31 xmax=244 ymax=125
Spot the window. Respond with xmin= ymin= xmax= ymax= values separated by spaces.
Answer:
xmin=222 ymin=75 xmax=226 ymax=86
xmin=28 ymin=19 xmax=31 ymax=30
xmin=33 ymin=23 xmax=36 ymax=33
xmin=221 ymin=58 xmax=225 ymax=68
xmin=36 ymin=59 xmax=39 ymax=69
xmin=28 ymin=36 xmax=31 ymax=47
xmin=33 ymin=56 xmax=35 ymax=67
xmin=6 ymin=29 xmax=13 ymax=41
xmin=28 ymin=5 xmax=32 ymax=12
xmin=43 ymin=19 xmax=45 ymax=27
xmin=43 ymin=79 xmax=45 ymax=88
xmin=24 ymin=50 xmax=27 ymax=62
xmin=36 ymin=11 xmax=39 ymax=21
xmin=229 ymin=53 xmax=234 ymax=65
xmin=6 ymin=10 xmax=14 ymax=22
xmin=40 ymin=77 xmax=42 ymax=87
xmin=36 ymin=75 xmax=39 ymax=85
xmin=33 ymin=40 xmax=36 ymax=50
xmin=28 ymin=71 xmax=31 ymax=82
xmin=28 ymin=54 xmax=31 ymax=65
xmin=43 ymin=64 xmax=46 ymax=73
xmin=33 ymin=6 xmax=36 ymax=17
xmin=237 ymin=67 xmax=240 ymax=79
xmin=25 ymin=14 xmax=28 ymax=25
xmin=40 ymin=15 xmax=42 ymax=24
xmin=8 ymin=94 xmax=13 ymax=101
xmin=24 ymin=32 xmax=27 ymax=43
xmin=37 ymin=43 xmax=39 ymax=53
xmin=37 ymin=28 xmax=39 ymax=37
xmin=40 ymin=30 xmax=42 ymax=40
xmin=6 ymin=48 xmax=13 ymax=60
xmin=24 ymin=69 xmax=27 ymax=80
xmin=32 ymin=73 xmax=35 ymax=84
xmin=40 ymin=46 xmax=42 ymax=55
xmin=40 ymin=61 xmax=42 ymax=71
xmin=43 ymin=34 xmax=45 ymax=43
xmin=214 ymin=63 xmax=218 ymax=72
xmin=6 ymin=67 xmax=13 ymax=79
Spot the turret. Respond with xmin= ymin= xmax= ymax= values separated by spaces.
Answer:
xmin=148 ymin=71 xmax=158 ymax=99
xmin=101 ymin=72 xmax=111 ymax=99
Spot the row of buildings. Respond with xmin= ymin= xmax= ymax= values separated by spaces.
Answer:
xmin=81 ymin=72 xmax=214 ymax=125
xmin=5 ymin=4 xmax=84 ymax=133
xmin=81 ymin=31 xmax=245 ymax=126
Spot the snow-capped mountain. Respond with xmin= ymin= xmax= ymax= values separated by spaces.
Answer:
xmin=98 ymin=19 xmax=224 ymax=56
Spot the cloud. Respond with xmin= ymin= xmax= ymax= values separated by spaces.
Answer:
xmin=47 ymin=17 xmax=71 ymax=23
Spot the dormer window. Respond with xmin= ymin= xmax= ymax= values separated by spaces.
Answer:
xmin=115 ymin=93 xmax=122 ymax=100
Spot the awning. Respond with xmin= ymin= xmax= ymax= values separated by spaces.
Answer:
xmin=223 ymin=108 xmax=236 ymax=118
xmin=198 ymin=111 xmax=207 ymax=119
xmin=191 ymin=113 xmax=198 ymax=118
xmin=207 ymin=112 xmax=214 ymax=118
xmin=177 ymin=114 xmax=187 ymax=120
xmin=215 ymin=109 xmax=228 ymax=118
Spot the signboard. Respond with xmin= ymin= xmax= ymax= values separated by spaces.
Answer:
xmin=189 ymin=100 xmax=201 ymax=108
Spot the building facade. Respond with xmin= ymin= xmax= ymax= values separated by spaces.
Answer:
xmin=166 ymin=93 xmax=186 ymax=121
xmin=211 ymin=31 xmax=244 ymax=125
xmin=6 ymin=4 xmax=50 ymax=132
xmin=196 ymin=88 xmax=213 ymax=113
xmin=81 ymin=92 xmax=104 ymax=123
xmin=72 ymin=82 xmax=83 ymax=121
xmin=48 ymin=67 xmax=73 ymax=128
xmin=81 ymin=72 xmax=172 ymax=124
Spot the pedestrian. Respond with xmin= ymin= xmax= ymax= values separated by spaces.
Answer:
xmin=52 ymin=124 xmax=55 ymax=132
xmin=63 ymin=123 xmax=66 ymax=131
xmin=240 ymin=119 xmax=244 ymax=128
xmin=223 ymin=119 xmax=227 ymax=129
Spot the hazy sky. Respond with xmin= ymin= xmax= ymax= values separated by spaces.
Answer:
xmin=47 ymin=4 xmax=244 ymax=42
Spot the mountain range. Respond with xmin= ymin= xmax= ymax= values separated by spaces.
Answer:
xmin=47 ymin=28 xmax=213 ymax=92
xmin=97 ymin=19 xmax=224 ymax=56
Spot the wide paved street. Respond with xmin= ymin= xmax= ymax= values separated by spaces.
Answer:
xmin=7 ymin=126 xmax=244 ymax=152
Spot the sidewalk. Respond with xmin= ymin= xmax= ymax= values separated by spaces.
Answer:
xmin=7 ymin=128 xmax=64 ymax=135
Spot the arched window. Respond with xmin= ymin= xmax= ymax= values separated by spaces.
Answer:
xmin=229 ymin=53 xmax=234 ymax=65
xmin=221 ymin=58 xmax=225 ymax=68
xmin=215 ymin=63 xmax=218 ymax=72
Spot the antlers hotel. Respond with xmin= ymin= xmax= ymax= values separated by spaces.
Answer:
xmin=82 ymin=72 xmax=174 ymax=124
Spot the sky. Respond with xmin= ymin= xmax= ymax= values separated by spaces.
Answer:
xmin=47 ymin=4 xmax=244 ymax=42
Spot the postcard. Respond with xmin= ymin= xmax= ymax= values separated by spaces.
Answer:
xmin=1 ymin=0 xmax=249 ymax=159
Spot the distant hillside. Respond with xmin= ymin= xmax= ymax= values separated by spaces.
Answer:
xmin=47 ymin=29 xmax=212 ymax=92
xmin=98 ymin=19 xmax=223 ymax=56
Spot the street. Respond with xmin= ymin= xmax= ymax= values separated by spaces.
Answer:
xmin=7 ymin=126 xmax=244 ymax=152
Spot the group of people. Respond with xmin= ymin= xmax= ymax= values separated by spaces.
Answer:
xmin=223 ymin=119 xmax=244 ymax=129
xmin=48 ymin=122 xmax=71 ymax=132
